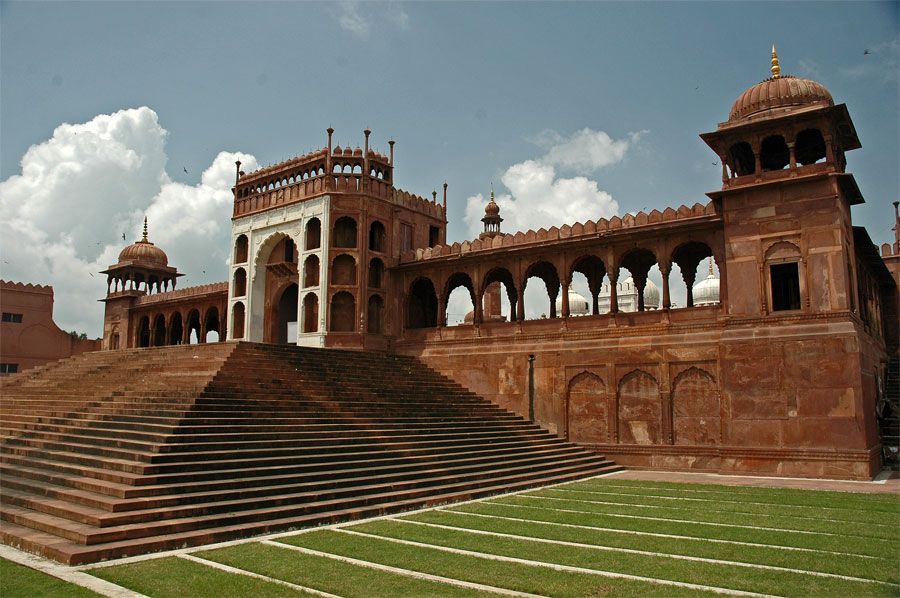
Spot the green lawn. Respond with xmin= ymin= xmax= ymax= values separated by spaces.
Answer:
xmin=75 ymin=477 xmax=900 ymax=597
xmin=0 ymin=558 xmax=101 ymax=598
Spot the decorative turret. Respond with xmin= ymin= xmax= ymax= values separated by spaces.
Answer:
xmin=701 ymin=47 xmax=860 ymax=192
xmin=480 ymin=188 xmax=503 ymax=239
xmin=101 ymin=217 xmax=181 ymax=297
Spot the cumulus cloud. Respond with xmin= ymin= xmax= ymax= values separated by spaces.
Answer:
xmin=463 ymin=127 xmax=641 ymax=237
xmin=0 ymin=107 xmax=257 ymax=338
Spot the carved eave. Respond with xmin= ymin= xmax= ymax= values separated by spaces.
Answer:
xmin=700 ymin=103 xmax=860 ymax=156
xmin=705 ymin=171 xmax=864 ymax=206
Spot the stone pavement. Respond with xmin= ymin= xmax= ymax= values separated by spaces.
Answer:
xmin=605 ymin=468 xmax=900 ymax=494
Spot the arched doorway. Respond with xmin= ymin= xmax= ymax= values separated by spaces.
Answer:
xmin=275 ymin=283 xmax=299 ymax=344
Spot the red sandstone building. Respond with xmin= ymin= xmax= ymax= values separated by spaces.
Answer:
xmin=100 ymin=50 xmax=898 ymax=479
xmin=0 ymin=281 xmax=100 ymax=373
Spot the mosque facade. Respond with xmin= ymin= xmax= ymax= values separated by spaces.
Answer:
xmin=98 ymin=50 xmax=898 ymax=479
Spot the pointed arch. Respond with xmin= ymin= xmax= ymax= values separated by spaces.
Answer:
xmin=566 ymin=371 xmax=608 ymax=444
xmin=617 ymin=369 xmax=661 ymax=444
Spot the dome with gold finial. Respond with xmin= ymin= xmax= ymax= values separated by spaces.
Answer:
xmin=117 ymin=217 xmax=169 ymax=267
xmin=484 ymin=189 xmax=500 ymax=217
xmin=728 ymin=46 xmax=833 ymax=122
xmin=555 ymin=284 xmax=590 ymax=316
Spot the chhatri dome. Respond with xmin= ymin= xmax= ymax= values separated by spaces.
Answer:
xmin=728 ymin=46 xmax=834 ymax=123
xmin=555 ymin=284 xmax=590 ymax=316
xmin=692 ymin=259 xmax=720 ymax=306
xmin=598 ymin=276 xmax=660 ymax=312
xmin=117 ymin=217 xmax=169 ymax=267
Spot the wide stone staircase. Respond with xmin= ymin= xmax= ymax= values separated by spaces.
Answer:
xmin=0 ymin=342 xmax=620 ymax=564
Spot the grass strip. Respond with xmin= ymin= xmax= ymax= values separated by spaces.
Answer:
xmin=488 ymin=495 xmax=898 ymax=553
xmin=0 ymin=558 xmax=101 ymax=598
xmin=509 ymin=492 xmax=898 ymax=539
xmin=341 ymin=518 xmax=894 ymax=597
xmin=275 ymin=528 xmax=725 ymax=597
xmin=538 ymin=488 xmax=893 ymax=527
xmin=89 ymin=555 xmax=308 ymax=598
xmin=581 ymin=479 xmax=900 ymax=508
xmin=408 ymin=508 xmax=896 ymax=583
xmin=194 ymin=540 xmax=494 ymax=598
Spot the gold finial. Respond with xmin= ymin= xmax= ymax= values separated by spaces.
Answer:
xmin=142 ymin=216 xmax=148 ymax=242
xmin=709 ymin=258 xmax=714 ymax=277
xmin=771 ymin=45 xmax=781 ymax=79
xmin=490 ymin=187 xmax=494 ymax=202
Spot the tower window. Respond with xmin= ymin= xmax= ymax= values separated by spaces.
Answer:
xmin=771 ymin=263 xmax=801 ymax=311
xmin=760 ymin=135 xmax=789 ymax=171
xmin=728 ymin=142 xmax=755 ymax=176
xmin=2 ymin=313 xmax=23 ymax=323
xmin=0 ymin=363 xmax=19 ymax=374
xmin=429 ymin=226 xmax=441 ymax=247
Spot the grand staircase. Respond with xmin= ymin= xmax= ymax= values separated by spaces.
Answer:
xmin=0 ymin=342 xmax=620 ymax=564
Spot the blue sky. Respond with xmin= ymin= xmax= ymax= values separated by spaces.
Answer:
xmin=1 ymin=1 xmax=898 ymax=335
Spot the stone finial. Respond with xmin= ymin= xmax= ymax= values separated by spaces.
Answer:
xmin=142 ymin=217 xmax=149 ymax=242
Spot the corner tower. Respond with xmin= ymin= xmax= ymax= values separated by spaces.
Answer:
xmin=700 ymin=46 xmax=862 ymax=317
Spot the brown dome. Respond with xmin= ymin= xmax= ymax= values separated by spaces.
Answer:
xmin=729 ymin=75 xmax=833 ymax=122
xmin=118 ymin=239 xmax=168 ymax=266
xmin=485 ymin=199 xmax=500 ymax=217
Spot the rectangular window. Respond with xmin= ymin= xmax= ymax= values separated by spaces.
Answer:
xmin=0 ymin=363 xmax=19 ymax=374
xmin=2 ymin=313 xmax=23 ymax=323
xmin=771 ymin=262 xmax=801 ymax=311
xmin=400 ymin=223 xmax=414 ymax=253
xmin=429 ymin=226 xmax=441 ymax=247
xmin=284 ymin=238 xmax=296 ymax=263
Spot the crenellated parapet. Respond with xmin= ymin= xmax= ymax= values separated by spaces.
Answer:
xmin=400 ymin=201 xmax=716 ymax=263
xmin=0 ymin=280 xmax=53 ymax=294
xmin=232 ymin=131 xmax=445 ymax=221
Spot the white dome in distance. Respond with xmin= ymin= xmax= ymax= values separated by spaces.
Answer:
xmin=692 ymin=260 xmax=720 ymax=305
xmin=556 ymin=285 xmax=590 ymax=316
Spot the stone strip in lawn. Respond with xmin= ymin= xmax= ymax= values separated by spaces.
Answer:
xmin=430 ymin=507 xmax=882 ymax=560
xmin=178 ymin=554 xmax=342 ymax=598
xmin=0 ymin=547 xmax=143 ymax=598
xmin=543 ymin=487 xmax=892 ymax=525
xmin=513 ymin=492 xmax=896 ymax=538
xmin=333 ymin=526 xmax=779 ymax=597
xmin=274 ymin=528 xmax=745 ymax=597
xmin=390 ymin=515 xmax=896 ymax=586
xmin=88 ymin=555 xmax=308 ymax=598
xmin=340 ymin=519 xmax=890 ymax=596
xmin=195 ymin=540 xmax=503 ymax=598
xmin=500 ymin=495 xmax=898 ymax=552
xmin=261 ymin=540 xmax=543 ymax=598
xmin=1 ymin=557 xmax=106 ymax=598
xmin=581 ymin=481 xmax=900 ymax=509
xmin=414 ymin=509 xmax=894 ymax=583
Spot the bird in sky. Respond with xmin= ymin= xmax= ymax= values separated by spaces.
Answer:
xmin=864 ymin=49 xmax=870 ymax=55
xmin=122 ymin=233 xmax=126 ymax=241
xmin=184 ymin=167 xmax=188 ymax=174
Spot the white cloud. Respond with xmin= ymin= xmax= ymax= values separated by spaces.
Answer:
xmin=335 ymin=2 xmax=371 ymax=39
xmin=463 ymin=128 xmax=635 ymax=237
xmin=388 ymin=1 xmax=409 ymax=29
xmin=532 ymin=128 xmax=645 ymax=174
xmin=0 ymin=107 xmax=258 ymax=338
xmin=331 ymin=1 xmax=410 ymax=39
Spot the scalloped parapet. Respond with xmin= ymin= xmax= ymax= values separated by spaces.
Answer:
xmin=399 ymin=200 xmax=718 ymax=263
xmin=0 ymin=280 xmax=54 ymax=294
xmin=882 ymin=243 xmax=900 ymax=259
xmin=134 ymin=282 xmax=229 ymax=305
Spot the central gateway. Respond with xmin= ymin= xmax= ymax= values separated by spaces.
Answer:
xmin=228 ymin=129 xmax=446 ymax=350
